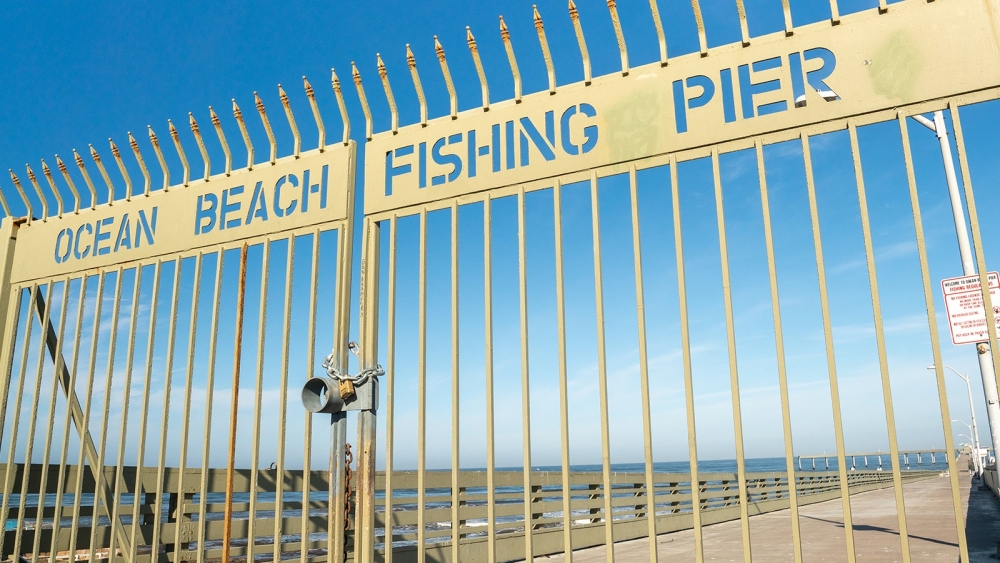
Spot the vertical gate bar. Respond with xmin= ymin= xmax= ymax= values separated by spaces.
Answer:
xmin=847 ymin=122 xmax=911 ymax=562
xmin=735 ymin=0 xmax=751 ymax=45
xmin=709 ymin=150 xmax=752 ymax=562
xmin=48 ymin=277 xmax=87 ymax=558
xmin=450 ymin=202 xmax=460 ymax=563
xmin=222 ymin=244 xmax=249 ymax=563
xmin=754 ymin=140 xmax=803 ymax=563
xmin=1 ymin=284 xmax=36 ymax=559
xmin=150 ymin=261 xmax=183 ymax=562
xmin=0 ymin=219 xmax=21 ymax=448
xmin=483 ymin=195 xmax=497 ymax=563
xmin=12 ymin=282 xmax=55 ymax=560
xmin=628 ymin=165 xmax=658 ymax=563
xmin=948 ymin=102 xmax=1000 ymax=413
xmin=130 ymin=261 xmax=163 ymax=562
xmin=552 ymin=179 xmax=573 ymax=562
xmin=198 ymin=250 xmax=225 ymax=563
xmin=669 ymin=155 xmax=703 ymax=561
xmin=829 ymin=0 xmax=840 ymax=24
xmin=800 ymin=131 xmax=857 ymax=562
xmin=67 ymin=270 xmax=107 ymax=553
xmin=689 ymin=1 xmax=708 ymax=56
xmin=29 ymin=278 xmax=70 ymax=563
xmin=517 ymin=186 xmax=534 ymax=560
xmin=385 ymin=216 xmax=398 ymax=563
xmin=336 ymin=220 xmax=353 ymax=563
xmin=588 ymin=171 xmax=615 ymax=562
xmin=299 ymin=230 xmax=320 ymax=563
xmin=173 ymin=254 xmax=204 ymax=563
xmin=249 ymin=240 xmax=272 ymax=557
xmin=780 ymin=0 xmax=793 ymax=35
xmin=896 ymin=113 xmax=969 ymax=563
xmin=106 ymin=268 xmax=143 ymax=563
xmin=274 ymin=237 xmax=295 ymax=563
xmin=356 ymin=216 xmax=379 ymax=563
xmin=417 ymin=208 xmax=428 ymax=563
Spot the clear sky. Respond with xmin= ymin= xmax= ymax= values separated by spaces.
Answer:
xmin=1 ymin=0 xmax=999 ymax=473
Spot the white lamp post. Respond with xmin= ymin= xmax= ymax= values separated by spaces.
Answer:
xmin=915 ymin=111 xmax=1000 ymax=463
xmin=952 ymin=419 xmax=980 ymax=475
xmin=930 ymin=364 xmax=984 ymax=476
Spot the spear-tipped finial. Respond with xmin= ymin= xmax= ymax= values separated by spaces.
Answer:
xmin=24 ymin=164 xmax=49 ymax=220
xmin=168 ymin=119 xmax=190 ymax=186
xmin=407 ymin=45 xmax=428 ymax=125
xmin=331 ymin=68 xmax=351 ymax=145
xmin=377 ymin=53 xmax=399 ymax=133
xmin=190 ymin=112 xmax=212 ymax=180
xmin=569 ymin=0 xmax=592 ymax=83
xmin=467 ymin=27 xmax=490 ymax=110
xmin=607 ymin=0 xmax=630 ymax=74
xmin=90 ymin=144 xmax=120 ymax=206
xmin=107 ymin=139 xmax=132 ymax=201
xmin=255 ymin=91 xmax=278 ymax=164
xmin=233 ymin=98 xmax=254 ymax=170
xmin=56 ymin=154 xmax=84 ymax=211
xmin=40 ymin=159 xmax=66 ymax=217
xmin=278 ymin=84 xmax=301 ymax=157
xmin=209 ymin=106 xmax=232 ymax=176
xmin=351 ymin=61 xmax=373 ymax=140
xmin=127 ymin=132 xmax=152 ymax=196
xmin=302 ymin=76 xmax=326 ymax=151
xmin=534 ymin=5 xmax=556 ymax=93
xmin=148 ymin=125 xmax=171 ymax=190
xmin=407 ymin=44 xmax=417 ymax=69
xmin=534 ymin=4 xmax=544 ymax=31
xmin=434 ymin=36 xmax=459 ymax=118
xmin=9 ymin=169 xmax=33 ymax=222
xmin=499 ymin=16 xmax=522 ymax=101
xmin=73 ymin=149 xmax=99 ymax=205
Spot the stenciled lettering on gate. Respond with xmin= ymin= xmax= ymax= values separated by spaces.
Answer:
xmin=14 ymin=144 xmax=356 ymax=283
xmin=364 ymin=0 xmax=1000 ymax=215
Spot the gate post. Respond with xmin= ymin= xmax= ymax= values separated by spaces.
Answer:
xmin=355 ymin=217 xmax=381 ymax=563
xmin=0 ymin=218 xmax=21 ymax=349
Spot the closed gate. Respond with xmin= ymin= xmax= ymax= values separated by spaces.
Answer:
xmin=3 ymin=1 xmax=1000 ymax=563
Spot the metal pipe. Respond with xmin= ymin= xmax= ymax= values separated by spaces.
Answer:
xmin=385 ymin=215 xmax=398 ymax=563
xmin=449 ymin=203 xmax=460 ymax=563
xmin=569 ymin=0 xmax=592 ymax=84
xmin=736 ymin=0 xmax=751 ymax=45
xmin=190 ymin=112 xmax=212 ymax=180
xmin=516 ymin=188 xmax=535 ymax=559
xmin=55 ymin=155 xmax=82 ymax=212
xmin=534 ymin=5 xmax=556 ymax=93
xmin=299 ymin=229 xmax=320 ymax=563
xmin=128 ymin=131 xmax=152 ymax=195
xmin=73 ymin=149 xmax=101 ymax=206
xmin=552 ymin=179 xmax=573 ymax=561
xmin=169 ymin=119 xmax=191 ymax=186
xmin=377 ymin=54 xmax=400 ymax=134
xmin=499 ymin=17 xmax=522 ymax=102
xmin=197 ymin=250 xmax=225 ymax=563
xmin=8 ymin=170 xmax=33 ymax=222
xmin=350 ymin=63 xmax=374 ymax=141
xmin=484 ymin=195 xmax=497 ymax=563
xmin=417 ymin=208 xmax=428 ymax=562
xmin=332 ymin=69 xmax=352 ymax=144
xmin=108 ymin=140 xmax=133 ymax=201
xmin=210 ymin=106 xmax=232 ymax=175
xmin=466 ymin=29 xmax=490 ymax=110
xmin=40 ymin=159 xmax=65 ymax=217
xmin=690 ymin=0 xmax=708 ymax=55
xmin=234 ymin=99 xmax=255 ymax=170
xmin=0 ymin=187 xmax=11 ymax=217
xmin=607 ymin=0 xmax=629 ymax=74
xmin=256 ymin=92 xmax=278 ymax=164
xmin=406 ymin=45 xmax=429 ymax=126
xmin=273 ymin=239 xmax=295 ymax=563
xmin=304 ymin=76 xmax=326 ymax=151
xmin=434 ymin=37 xmax=459 ymax=118
xmin=248 ymin=239 xmax=272 ymax=554
xmin=279 ymin=84 xmax=302 ymax=157
xmin=25 ymin=165 xmax=49 ymax=220
xmin=148 ymin=125 xmax=171 ymax=190
xmin=647 ymin=0 xmax=668 ymax=63
xmin=87 ymin=146 xmax=117 ymax=206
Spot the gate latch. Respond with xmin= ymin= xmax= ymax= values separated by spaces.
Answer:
xmin=301 ymin=342 xmax=383 ymax=413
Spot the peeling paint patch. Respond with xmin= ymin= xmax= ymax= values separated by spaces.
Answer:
xmin=869 ymin=31 xmax=923 ymax=103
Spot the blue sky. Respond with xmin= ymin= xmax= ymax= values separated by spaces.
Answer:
xmin=2 ymin=0 xmax=999 ymax=474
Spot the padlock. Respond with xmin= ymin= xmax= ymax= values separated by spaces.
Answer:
xmin=339 ymin=377 xmax=356 ymax=400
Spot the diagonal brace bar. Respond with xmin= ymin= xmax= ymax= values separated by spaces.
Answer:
xmin=30 ymin=290 xmax=133 ymax=562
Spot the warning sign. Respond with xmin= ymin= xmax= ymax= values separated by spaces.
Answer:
xmin=941 ymin=272 xmax=1000 ymax=346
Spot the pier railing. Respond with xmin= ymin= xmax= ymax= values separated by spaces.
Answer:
xmin=0 ymin=464 xmax=938 ymax=563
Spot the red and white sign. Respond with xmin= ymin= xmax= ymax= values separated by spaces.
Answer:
xmin=942 ymin=272 xmax=1000 ymax=346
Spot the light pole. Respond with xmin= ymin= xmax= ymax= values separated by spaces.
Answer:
xmin=930 ymin=364 xmax=984 ymax=476
xmin=914 ymin=111 xmax=1000 ymax=463
xmin=952 ymin=419 xmax=980 ymax=475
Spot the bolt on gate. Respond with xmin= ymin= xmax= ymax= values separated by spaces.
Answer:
xmin=2 ymin=0 xmax=1000 ymax=563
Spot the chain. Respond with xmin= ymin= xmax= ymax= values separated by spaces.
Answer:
xmin=344 ymin=443 xmax=354 ymax=531
xmin=321 ymin=342 xmax=386 ymax=385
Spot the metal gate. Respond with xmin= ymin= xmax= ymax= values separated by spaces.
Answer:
xmin=2 ymin=1 xmax=1000 ymax=562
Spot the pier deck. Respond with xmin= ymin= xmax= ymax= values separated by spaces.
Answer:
xmin=539 ymin=468 xmax=997 ymax=562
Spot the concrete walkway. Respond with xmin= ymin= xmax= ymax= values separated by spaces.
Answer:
xmin=536 ymin=467 xmax=1000 ymax=562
